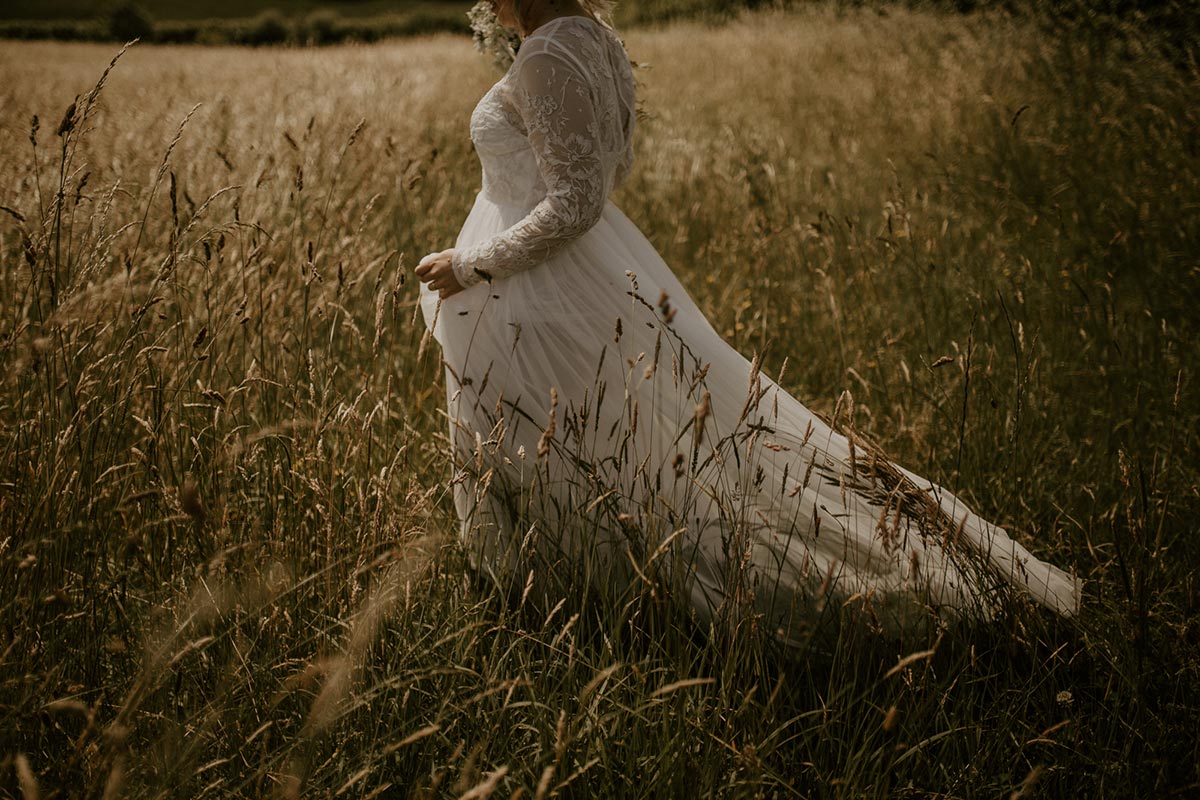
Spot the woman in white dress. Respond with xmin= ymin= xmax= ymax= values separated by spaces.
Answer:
xmin=415 ymin=0 xmax=1081 ymax=643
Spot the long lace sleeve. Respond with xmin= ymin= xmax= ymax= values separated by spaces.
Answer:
xmin=451 ymin=50 xmax=608 ymax=288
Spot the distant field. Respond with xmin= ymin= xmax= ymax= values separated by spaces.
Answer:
xmin=0 ymin=0 xmax=465 ymax=21
xmin=1 ymin=7 xmax=1197 ymax=797
xmin=0 ymin=0 xmax=474 ymax=45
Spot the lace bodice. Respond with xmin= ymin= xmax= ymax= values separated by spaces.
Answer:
xmin=450 ymin=16 xmax=637 ymax=288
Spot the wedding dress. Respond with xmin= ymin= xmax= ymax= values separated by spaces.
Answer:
xmin=419 ymin=15 xmax=1080 ymax=640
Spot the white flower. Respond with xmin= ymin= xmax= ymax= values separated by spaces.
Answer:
xmin=467 ymin=1 xmax=520 ymax=72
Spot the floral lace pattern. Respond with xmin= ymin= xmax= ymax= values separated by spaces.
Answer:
xmin=452 ymin=16 xmax=637 ymax=288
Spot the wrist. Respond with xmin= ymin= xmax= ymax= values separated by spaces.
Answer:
xmin=450 ymin=249 xmax=488 ymax=288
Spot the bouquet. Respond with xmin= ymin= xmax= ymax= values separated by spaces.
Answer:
xmin=467 ymin=1 xmax=521 ymax=72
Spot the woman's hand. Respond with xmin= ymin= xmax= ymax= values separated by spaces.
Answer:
xmin=415 ymin=249 xmax=465 ymax=299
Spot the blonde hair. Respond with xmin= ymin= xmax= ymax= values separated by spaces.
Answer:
xmin=579 ymin=0 xmax=616 ymax=24
xmin=515 ymin=0 xmax=618 ymax=35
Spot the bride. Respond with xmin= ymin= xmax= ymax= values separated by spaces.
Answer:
xmin=415 ymin=0 xmax=1080 ymax=642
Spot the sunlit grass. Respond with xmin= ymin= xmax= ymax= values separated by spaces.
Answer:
xmin=1 ymin=6 xmax=1197 ymax=797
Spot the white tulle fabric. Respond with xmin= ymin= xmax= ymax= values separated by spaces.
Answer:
xmin=420 ymin=15 xmax=1080 ymax=640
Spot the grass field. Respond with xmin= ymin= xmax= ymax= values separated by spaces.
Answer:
xmin=0 ymin=0 xmax=459 ymax=22
xmin=0 ymin=1 xmax=474 ymax=45
xmin=1 ymin=6 xmax=1198 ymax=797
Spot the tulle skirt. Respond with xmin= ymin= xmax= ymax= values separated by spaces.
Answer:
xmin=419 ymin=191 xmax=1080 ymax=640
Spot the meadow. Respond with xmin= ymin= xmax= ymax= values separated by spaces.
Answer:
xmin=0 ymin=1 xmax=450 ymax=20
xmin=0 ymin=1 xmax=474 ymax=46
xmin=1 ymin=6 xmax=1198 ymax=797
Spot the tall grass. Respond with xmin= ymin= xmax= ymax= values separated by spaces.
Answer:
xmin=1 ymin=6 xmax=1197 ymax=797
